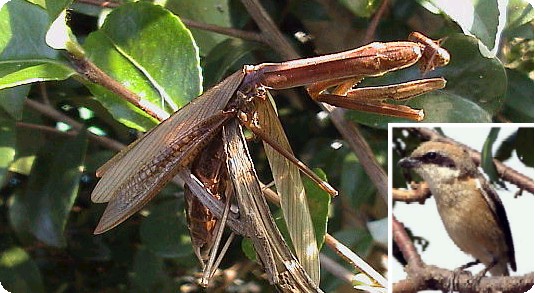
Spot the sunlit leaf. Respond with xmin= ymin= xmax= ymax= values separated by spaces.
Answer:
xmin=83 ymin=2 xmax=202 ymax=131
xmin=481 ymin=128 xmax=501 ymax=183
xmin=0 ymin=247 xmax=44 ymax=293
xmin=164 ymin=0 xmax=234 ymax=56
xmin=0 ymin=0 xmax=75 ymax=89
xmin=423 ymin=0 xmax=507 ymax=56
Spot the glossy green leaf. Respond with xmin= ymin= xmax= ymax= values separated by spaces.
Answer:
xmin=9 ymin=130 xmax=87 ymax=247
xmin=0 ymin=0 xmax=57 ymax=60
xmin=515 ymin=128 xmax=534 ymax=167
xmin=302 ymin=168 xmax=331 ymax=249
xmin=140 ymin=198 xmax=193 ymax=258
xmin=494 ymin=131 xmax=516 ymax=162
xmin=164 ymin=0 xmax=234 ymax=56
xmin=481 ymin=128 xmax=500 ymax=182
xmin=438 ymin=34 xmax=507 ymax=114
xmin=83 ymin=2 xmax=202 ymax=131
xmin=0 ymin=247 xmax=44 ymax=293
xmin=423 ymin=0 xmax=507 ymax=56
xmin=42 ymin=0 xmax=73 ymax=20
xmin=0 ymin=0 xmax=76 ymax=89
xmin=504 ymin=0 xmax=534 ymax=37
xmin=202 ymin=38 xmax=259 ymax=87
xmin=502 ymin=68 xmax=534 ymax=122
xmin=0 ymin=60 xmax=75 ymax=89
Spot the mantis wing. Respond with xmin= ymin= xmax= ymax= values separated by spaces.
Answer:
xmin=253 ymin=95 xmax=321 ymax=285
xmin=91 ymin=70 xmax=244 ymax=234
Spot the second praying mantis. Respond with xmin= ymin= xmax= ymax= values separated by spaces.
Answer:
xmin=89 ymin=31 xmax=449 ymax=287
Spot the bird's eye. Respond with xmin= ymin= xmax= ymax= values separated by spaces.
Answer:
xmin=424 ymin=151 xmax=437 ymax=160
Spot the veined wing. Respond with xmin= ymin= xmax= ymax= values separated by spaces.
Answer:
xmin=252 ymin=95 xmax=320 ymax=285
xmin=91 ymin=70 xmax=244 ymax=233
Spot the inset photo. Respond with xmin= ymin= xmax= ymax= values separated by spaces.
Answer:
xmin=389 ymin=125 xmax=534 ymax=292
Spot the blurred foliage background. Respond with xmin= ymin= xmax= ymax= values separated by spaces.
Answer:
xmin=0 ymin=0 xmax=533 ymax=292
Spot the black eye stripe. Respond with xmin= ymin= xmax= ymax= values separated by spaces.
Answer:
xmin=417 ymin=152 xmax=456 ymax=168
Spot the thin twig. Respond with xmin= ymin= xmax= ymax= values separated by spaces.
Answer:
xmin=24 ymin=99 xmax=125 ymax=151
xmin=363 ymin=0 xmax=389 ymax=44
xmin=68 ymin=54 xmax=168 ymax=122
xmin=181 ymin=18 xmax=265 ymax=43
xmin=324 ymin=234 xmax=387 ymax=288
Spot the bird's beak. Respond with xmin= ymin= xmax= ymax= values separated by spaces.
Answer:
xmin=398 ymin=157 xmax=420 ymax=169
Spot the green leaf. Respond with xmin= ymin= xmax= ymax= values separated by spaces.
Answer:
xmin=302 ymin=168 xmax=331 ymax=249
xmin=481 ymin=128 xmax=500 ymax=182
xmin=131 ymin=247 xmax=174 ymax=291
xmin=140 ymin=198 xmax=193 ymax=258
xmin=0 ymin=0 xmax=57 ymax=60
xmin=338 ymin=0 xmax=382 ymax=18
xmin=0 ymin=0 xmax=76 ymax=89
xmin=269 ymin=169 xmax=331 ymax=251
xmin=0 ymin=247 xmax=44 ymax=293
xmin=83 ymin=2 xmax=202 ymax=131
xmin=504 ymin=0 xmax=534 ymax=37
xmin=8 ymin=107 xmax=45 ymax=176
xmin=0 ymin=60 xmax=75 ymax=90
xmin=515 ymin=128 xmax=534 ymax=167
xmin=164 ymin=0 xmax=234 ymax=56
xmin=0 ymin=111 xmax=16 ymax=185
xmin=501 ymin=68 xmax=534 ymax=122
xmin=494 ymin=131 xmax=516 ymax=162
xmin=341 ymin=153 xmax=376 ymax=207
xmin=0 ymin=86 xmax=29 ymax=120
xmin=423 ymin=0 xmax=507 ymax=56
xmin=438 ymin=34 xmax=507 ymax=114
xmin=202 ymin=38 xmax=260 ymax=87
xmin=42 ymin=0 xmax=73 ymax=20
xmin=9 ymin=130 xmax=88 ymax=247
xmin=241 ymin=238 xmax=257 ymax=261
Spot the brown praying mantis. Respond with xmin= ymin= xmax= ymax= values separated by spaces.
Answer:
xmin=90 ymin=32 xmax=449 ymax=288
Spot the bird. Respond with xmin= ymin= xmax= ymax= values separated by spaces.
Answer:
xmin=398 ymin=140 xmax=516 ymax=276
